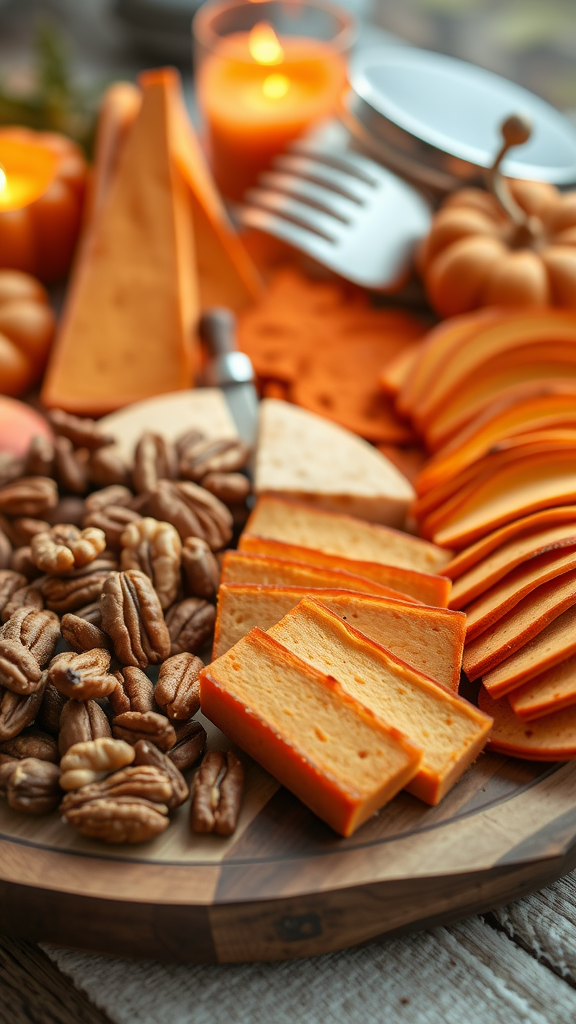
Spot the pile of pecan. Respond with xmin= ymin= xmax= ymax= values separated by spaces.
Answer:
xmin=0 ymin=410 xmax=248 ymax=843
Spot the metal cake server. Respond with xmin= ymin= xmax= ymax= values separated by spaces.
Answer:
xmin=198 ymin=308 xmax=259 ymax=448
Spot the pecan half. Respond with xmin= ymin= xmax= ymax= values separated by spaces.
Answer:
xmin=54 ymin=436 xmax=89 ymax=495
xmin=0 ymin=672 xmax=47 ymax=741
xmin=0 ymin=526 xmax=11 ymax=570
xmin=31 ymin=524 xmax=107 ymax=574
xmin=35 ymin=682 xmax=67 ymax=736
xmin=2 ymin=516 xmax=51 ymax=548
xmin=6 ymin=757 xmax=61 ymax=814
xmin=49 ymin=648 xmax=116 ymax=701
xmin=165 ymin=598 xmax=215 ymax=656
xmin=149 ymin=480 xmax=232 ymax=550
xmin=62 ymin=764 xmax=172 ymax=807
xmin=47 ymin=409 xmax=114 ymax=451
xmin=109 ymin=666 xmax=156 ymax=716
xmin=23 ymin=436 xmax=55 ymax=478
xmin=59 ymin=736 xmax=135 ymax=790
xmin=181 ymin=537 xmax=220 ymax=600
xmin=42 ymin=557 xmax=116 ymax=613
xmin=179 ymin=438 xmax=251 ymax=481
xmin=155 ymin=652 xmax=202 ymax=720
xmin=74 ymin=601 xmax=102 ymax=626
xmin=175 ymin=428 xmax=205 ymax=459
xmin=0 ymin=477 xmax=58 ymax=517
xmin=83 ymin=505 xmax=142 ymax=551
xmin=190 ymin=750 xmax=244 ymax=836
xmin=132 ymin=432 xmax=177 ymax=494
xmin=0 ymin=570 xmax=28 ymax=616
xmin=88 ymin=447 xmax=132 ymax=489
xmin=0 ymin=452 xmax=24 ymax=488
xmin=47 ymin=497 xmax=86 ymax=528
xmin=200 ymin=472 xmax=251 ymax=505
xmin=120 ymin=518 xmax=181 ymax=610
xmin=11 ymin=546 xmax=43 ymax=581
xmin=1 ymin=607 xmax=60 ymax=666
xmin=0 ymin=639 xmax=42 ymax=694
xmin=168 ymin=719 xmax=207 ymax=771
xmin=61 ymin=612 xmax=111 ymax=653
xmin=58 ymin=698 xmax=111 ymax=756
xmin=100 ymin=569 xmax=171 ymax=668
xmin=0 ymin=729 xmax=58 ymax=763
xmin=112 ymin=710 xmax=176 ymax=751
xmin=84 ymin=486 xmax=134 ymax=515
xmin=61 ymin=793 xmax=169 ymax=843
xmin=1 ymin=583 xmax=44 ymax=623
xmin=133 ymin=739 xmax=188 ymax=808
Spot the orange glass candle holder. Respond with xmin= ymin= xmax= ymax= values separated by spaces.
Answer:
xmin=194 ymin=0 xmax=355 ymax=201
xmin=0 ymin=127 xmax=87 ymax=283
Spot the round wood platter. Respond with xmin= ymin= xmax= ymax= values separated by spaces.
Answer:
xmin=2 ymin=391 xmax=576 ymax=963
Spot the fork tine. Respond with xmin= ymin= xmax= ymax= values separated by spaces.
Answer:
xmin=243 ymin=187 xmax=343 ymax=242
xmin=236 ymin=205 xmax=333 ymax=260
xmin=290 ymin=138 xmax=383 ymax=185
xmin=274 ymin=153 xmax=372 ymax=203
xmin=258 ymin=171 xmax=358 ymax=223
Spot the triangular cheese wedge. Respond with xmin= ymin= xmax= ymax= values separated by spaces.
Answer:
xmin=254 ymin=398 xmax=415 ymax=527
xmin=42 ymin=69 xmax=198 ymax=415
xmin=169 ymin=84 xmax=262 ymax=312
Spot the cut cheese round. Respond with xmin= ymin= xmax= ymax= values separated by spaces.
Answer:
xmin=479 ymin=685 xmax=576 ymax=760
xmin=254 ymin=398 xmax=415 ymax=528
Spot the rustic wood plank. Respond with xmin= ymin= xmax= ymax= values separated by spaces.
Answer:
xmin=0 ymin=935 xmax=112 ymax=1024
xmin=492 ymin=869 xmax=576 ymax=981
xmin=43 ymin=916 xmax=576 ymax=1024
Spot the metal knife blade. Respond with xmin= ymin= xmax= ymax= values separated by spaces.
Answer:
xmin=198 ymin=308 xmax=259 ymax=448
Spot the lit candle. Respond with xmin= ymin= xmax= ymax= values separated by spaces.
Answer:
xmin=195 ymin=1 xmax=352 ymax=201
xmin=0 ymin=133 xmax=58 ymax=211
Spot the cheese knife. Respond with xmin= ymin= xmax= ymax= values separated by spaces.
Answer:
xmin=198 ymin=308 xmax=259 ymax=448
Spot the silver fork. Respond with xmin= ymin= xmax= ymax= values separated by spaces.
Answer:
xmin=236 ymin=122 xmax=432 ymax=291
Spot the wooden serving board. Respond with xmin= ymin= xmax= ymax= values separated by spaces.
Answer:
xmin=2 ymin=390 xmax=576 ymax=963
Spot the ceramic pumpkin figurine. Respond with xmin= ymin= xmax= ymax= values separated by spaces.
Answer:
xmin=418 ymin=115 xmax=576 ymax=317
xmin=0 ymin=269 xmax=55 ymax=395
xmin=0 ymin=127 xmax=87 ymax=283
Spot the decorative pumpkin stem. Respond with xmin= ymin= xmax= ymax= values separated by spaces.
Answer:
xmin=487 ymin=114 xmax=538 ymax=246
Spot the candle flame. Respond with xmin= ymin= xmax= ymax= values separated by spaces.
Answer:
xmin=0 ymin=166 xmax=5 ymax=194
xmin=262 ymin=73 xmax=290 ymax=99
xmin=249 ymin=22 xmax=284 ymax=65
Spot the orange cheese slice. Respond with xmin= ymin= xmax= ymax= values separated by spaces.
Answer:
xmin=213 ymin=584 xmax=464 ymax=690
xmin=482 ymin=604 xmax=576 ymax=697
xmin=463 ymin=569 xmax=576 ymax=680
xmin=200 ymin=629 xmax=422 ymax=837
xmin=449 ymin=523 xmax=576 ymax=610
xmin=479 ymin=685 xmax=576 ymax=760
xmin=465 ymin=547 xmax=576 ymax=640
xmin=444 ymin=506 xmax=576 ymax=580
xmin=268 ymin=598 xmax=492 ymax=805
xmin=508 ymin=654 xmax=576 ymax=721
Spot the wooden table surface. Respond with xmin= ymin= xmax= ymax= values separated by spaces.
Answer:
xmin=2 ymin=869 xmax=576 ymax=1024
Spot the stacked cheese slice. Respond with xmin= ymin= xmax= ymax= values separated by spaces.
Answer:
xmin=201 ymin=497 xmax=492 ymax=836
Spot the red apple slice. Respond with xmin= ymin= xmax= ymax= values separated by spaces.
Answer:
xmin=444 ymin=507 xmax=576 ymax=580
xmin=508 ymin=654 xmax=576 ymax=721
xmin=482 ymin=604 xmax=576 ymax=697
xmin=462 ymin=569 xmax=576 ymax=680
xmin=431 ymin=451 xmax=576 ymax=549
xmin=465 ymin=547 xmax=576 ymax=640
xmin=478 ymin=685 xmax=576 ymax=760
